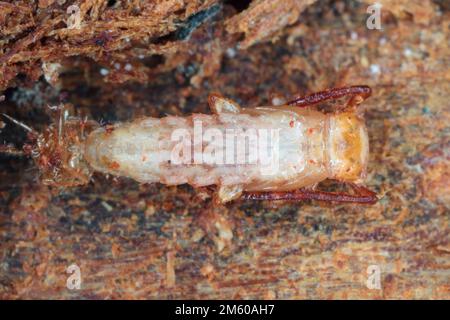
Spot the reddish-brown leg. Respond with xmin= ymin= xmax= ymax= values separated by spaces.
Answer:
xmin=286 ymin=85 xmax=372 ymax=108
xmin=242 ymin=183 xmax=378 ymax=204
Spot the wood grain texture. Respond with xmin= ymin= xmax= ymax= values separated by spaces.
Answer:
xmin=0 ymin=0 xmax=448 ymax=299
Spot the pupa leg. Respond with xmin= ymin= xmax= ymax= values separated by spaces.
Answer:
xmin=286 ymin=85 xmax=372 ymax=108
xmin=208 ymin=93 xmax=241 ymax=114
xmin=242 ymin=183 xmax=378 ymax=204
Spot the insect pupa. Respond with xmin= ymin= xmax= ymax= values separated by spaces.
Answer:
xmin=1 ymin=86 xmax=378 ymax=204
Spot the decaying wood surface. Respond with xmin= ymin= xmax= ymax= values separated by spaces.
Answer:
xmin=0 ymin=0 xmax=449 ymax=299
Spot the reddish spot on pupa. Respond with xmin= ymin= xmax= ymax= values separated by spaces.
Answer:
xmin=309 ymin=159 xmax=316 ymax=164
xmin=289 ymin=120 xmax=295 ymax=128
xmin=308 ymin=128 xmax=314 ymax=134
xmin=142 ymin=155 xmax=147 ymax=162
xmin=109 ymin=161 xmax=120 ymax=170
xmin=105 ymin=124 xmax=114 ymax=134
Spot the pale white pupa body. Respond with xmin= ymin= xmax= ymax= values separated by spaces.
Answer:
xmin=83 ymin=95 xmax=369 ymax=203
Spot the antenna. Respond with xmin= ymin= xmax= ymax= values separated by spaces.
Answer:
xmin=1 ymin=113 xmax=36 ymax=134
xmin=0 ymin=114 xmax=36 ymax=157
xmin=0 ymin=143 xmax=24 ymax=156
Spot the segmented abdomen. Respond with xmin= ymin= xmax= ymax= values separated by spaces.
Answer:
xmin=84 ymin=107 xmax=329 ymax=191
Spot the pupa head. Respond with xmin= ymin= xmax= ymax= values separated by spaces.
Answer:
xmin=327 ymin=111 xmax=369 ymax=183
